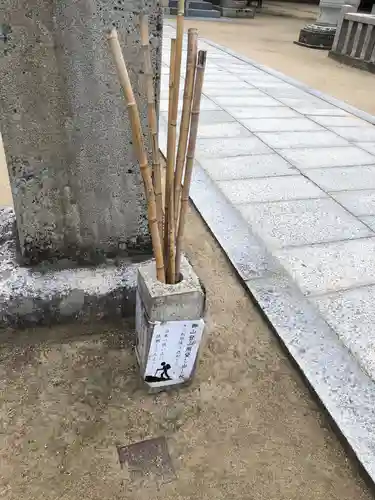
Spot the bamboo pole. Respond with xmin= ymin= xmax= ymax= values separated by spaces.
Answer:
xmin=175 ymin=50 xmax=207 ymax=281
xmin=164 ymin=49 xmax=177 ymax=283
xmin=174 ymin=0 xmax=185 ymax=108
xmin=174 ymin=28 xmax=198 ymax=229
xmin=168 ymin=39 xmax=176 ymax=129
xmin=139 ymin=14 xmax=163 ymax=243
xmin=164 ymin=38 xmax=176 ymax=281
xmin=107 ymin=28 xmax=165 ymax=283
xmin=164 ymin=0 xmax=184 ymax=284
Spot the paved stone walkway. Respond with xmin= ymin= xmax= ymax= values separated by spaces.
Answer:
xmin=159 ymin=24 xmax=375 ymax=482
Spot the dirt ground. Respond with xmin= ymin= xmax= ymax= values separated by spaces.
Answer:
xmin=1 ymin=5 xmax=375 ymax=499
xmin=0 ymin=136 xmax=12 ymax=206
xmin=0 ymin=205 xmax=372 ymax=500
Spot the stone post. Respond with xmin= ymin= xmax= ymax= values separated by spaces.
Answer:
xmin=0 ymin=0 xmax=162 ymax=264
xmin=295 ymin=0 xmax=360 ymax=49
xmin=331 ymin=4 xmax=357 ymax=52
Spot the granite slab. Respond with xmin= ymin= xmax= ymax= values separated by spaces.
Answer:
xmin=314 ymin=286 xmax=375 ymax=380
xmin=275 ymin=237 xmax=375 ymax=296
xmin=238 ymin=198 xmax=373 ymax=249
xmin=278 ymin=146 xmax=375 ymax=170
xmin=195 ymin=136 xmax=271 ymax=159
xmin=358 ymin=142 xmax=375 ymax=155
xmin=331 ymin=191 xmax=375 ymax=216
xmin=198 ymin=154 xmax=296 ymax=181
xmin=360 ymin=215 xmax=375 ymax=230
xmin=331 ymin=126 xmax=375 ymax=143
xmin=257 ymin=131 xmax=348 ymax=149
xmin=228 ymin=107 xmax=301 ymax=119
xmin=218 ymin=175 xmax=326 ymax=204
xmin=241 ymin=118 xmax=322 ymax=133
xmin=197 ymin=122 xmax=252 ymax=139
xmin=306 ymin=166 xmax=375 ymax=191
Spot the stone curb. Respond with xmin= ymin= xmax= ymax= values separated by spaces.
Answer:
xmin=0 ymin=207 xmax=142 ymax=328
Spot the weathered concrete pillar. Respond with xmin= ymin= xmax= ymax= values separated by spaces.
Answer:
xmin=295 ymin=0 xmax=360 ymax=49
xmin=0 ymin=0 xmax=162 ymax=264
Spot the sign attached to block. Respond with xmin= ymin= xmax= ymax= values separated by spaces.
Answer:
xmin=144 ymin=319 xmax=205 ymax=388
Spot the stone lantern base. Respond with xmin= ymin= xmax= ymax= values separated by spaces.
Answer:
xmin=295 ymin=22 xmax=337 ymax=50
xmin=295 ymin=0 xmax=360 ymax=50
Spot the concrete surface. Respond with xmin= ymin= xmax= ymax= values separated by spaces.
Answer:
xmin=159 ymin=21 xmax=375 ymax=483
xmin=0 ymin=206 xmax=372 ymax=500
xmin=0 ymin=0 xmax=162 ymax=263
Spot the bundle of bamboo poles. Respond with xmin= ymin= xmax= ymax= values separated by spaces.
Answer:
xmin=108 ymin=0 xmax=207 ymax=285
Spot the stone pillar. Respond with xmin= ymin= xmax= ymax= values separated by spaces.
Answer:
xmin=295 ymin=0 xmax=360 ymax=49
xmin=0 ymin=0 xmax=162 ymax=264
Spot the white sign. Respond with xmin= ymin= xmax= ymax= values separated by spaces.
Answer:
xmin=144 ymin=319 xmax=205 ymax=388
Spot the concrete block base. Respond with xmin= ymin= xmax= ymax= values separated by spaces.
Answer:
xmin=220 ymin=6 xmax=256 ymax=18
xmin=0 ymin=208 xmax=141 ymax=327
xmin=136 ymin=256 xmax=206 ymax=392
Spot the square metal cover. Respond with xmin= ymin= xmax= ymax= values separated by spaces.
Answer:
xmin=117 ymin=436 xmax=175 ymax=483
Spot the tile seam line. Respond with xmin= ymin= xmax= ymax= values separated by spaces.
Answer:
xmin=274 ymin=233 xmax=375 ymax=251
xmin=307 ymin=280 xmax=375 ymax=298
xmin=227 ymin=195 xmax=329 ymax=205
xmin=164 ymin=23 xmax=375 ymax=127
xmin=227 ymin=195 xmax=348 ymax=206
xmin=282 ymin=162 xmax=375 ymax=171
xmin=205 ymin=173 xmax=298 ymax=182
xmin=217 ymin=171 xmax=324 ymax=183
xmin=348 ymin=212 xmax=375 ymax=218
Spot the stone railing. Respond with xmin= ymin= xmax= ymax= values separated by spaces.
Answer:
xmin=329 ymin=5 xmax=375 ymax=72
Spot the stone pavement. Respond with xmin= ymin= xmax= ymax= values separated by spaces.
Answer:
xmin=159 ymin=24 xmax=375 ymax=484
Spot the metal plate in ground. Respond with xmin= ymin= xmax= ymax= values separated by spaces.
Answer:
xmin=117 ymin=437 xmax=175 ymax=483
